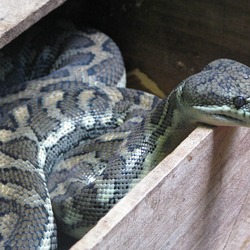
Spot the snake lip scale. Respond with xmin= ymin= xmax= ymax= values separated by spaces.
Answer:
xmin=195 ymin=110 xmax=249 ymax=125
xmin=215 ymin=114 xmax=246 ymax=123
xmin=0 ymin=21 xmax=250 ymax=249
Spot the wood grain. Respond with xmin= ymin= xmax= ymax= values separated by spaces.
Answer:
xmin=224 ymin=188 xmax=250 ymax=249
xmin=0 ymin=0 xmax=67 ymax=49
xmin=72 ymin=126 xmax=250 ymax=250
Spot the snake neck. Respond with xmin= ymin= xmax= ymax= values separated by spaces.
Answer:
xmin=143 ymin=87 xmax=196 ymax=168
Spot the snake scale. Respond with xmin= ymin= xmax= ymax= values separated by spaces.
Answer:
xmin=0 ymin=21 xmax=250 ymax=249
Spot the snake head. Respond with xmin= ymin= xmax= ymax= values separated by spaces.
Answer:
xmin=179 ymin=59 xmax=250 ymax=127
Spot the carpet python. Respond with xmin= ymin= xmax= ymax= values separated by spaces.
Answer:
xmin=0 ymin=21 xmax=250 ymax=249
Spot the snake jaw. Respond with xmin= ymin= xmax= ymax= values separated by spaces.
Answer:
xmin=192 ymin=105 xmax=250 ymax=127
xmin=213 ymin=114 xmax=248 ymax=126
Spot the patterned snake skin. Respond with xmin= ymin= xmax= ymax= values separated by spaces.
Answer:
xmin=0 ymin=21 xmax=250 ymax=249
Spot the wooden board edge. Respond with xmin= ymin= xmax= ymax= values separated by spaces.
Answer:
xmin=0 ymin=0 xmax=67 ymax=49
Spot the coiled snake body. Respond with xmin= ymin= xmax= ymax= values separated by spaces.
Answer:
xmin=0 ymin=22 xmax=250 ymax=249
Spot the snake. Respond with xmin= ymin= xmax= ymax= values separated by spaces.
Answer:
xmin=0 ymin=21 xmax=250 ymax=249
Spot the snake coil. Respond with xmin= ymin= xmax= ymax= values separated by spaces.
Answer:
xmin=0 ymin=22 xmax=250 ymax=249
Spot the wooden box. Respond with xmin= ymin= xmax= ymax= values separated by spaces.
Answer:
xmin=0 ymin=1 xmax=250 ymax=249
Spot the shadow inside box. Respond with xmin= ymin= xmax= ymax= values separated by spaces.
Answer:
xmin=57 ymin=230 xmax=78 ymax=250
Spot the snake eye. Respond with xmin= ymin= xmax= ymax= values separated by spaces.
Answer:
xmin=233 ymin=96 xmax=246 ymax=108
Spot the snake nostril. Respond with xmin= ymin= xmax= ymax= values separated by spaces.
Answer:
xmin=233 ymin=96 xmax=246 ymax=109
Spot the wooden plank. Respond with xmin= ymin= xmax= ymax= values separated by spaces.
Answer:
xmin=224 ymin=189 xmax=250 ymax=249
xmin=71 ymin=126 xmax=250 ymax=250
xmin=0 ymin=0 xmax=67 ymax=49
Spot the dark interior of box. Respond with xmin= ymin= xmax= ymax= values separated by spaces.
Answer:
xmin=18 ymin=0 xmax=250 ymax=248
xmin=46 ymin=0 xmax=250 ymax=96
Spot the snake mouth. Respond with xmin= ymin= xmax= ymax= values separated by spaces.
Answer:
xmin=215 ymin=114 xmax=244 ymax=123
xmin=195 ymin=111 xmax=249 ymax=127
xmin=194 ymin=106 xmax=250 ymax=126
xmin=212 ymin=113 xmax=250 ymax=127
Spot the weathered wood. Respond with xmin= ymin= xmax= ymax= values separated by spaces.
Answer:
xmin=0 ymin=0 xmax=67 ymax=49
xmin=224 ymin=188 xmax=250 ymax=249
xmin=71 ymin=127 xmax=250 ymax=250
